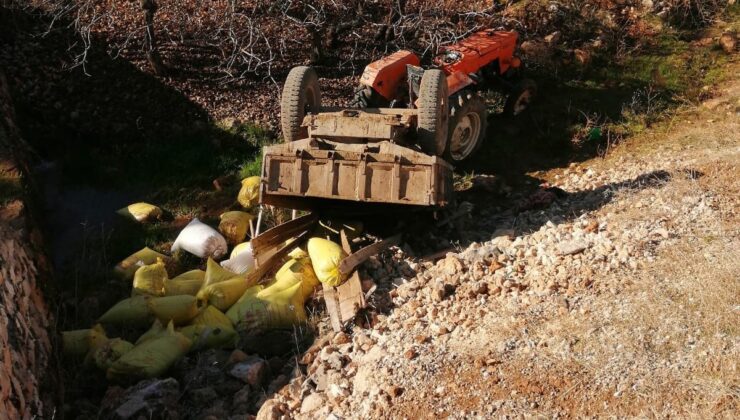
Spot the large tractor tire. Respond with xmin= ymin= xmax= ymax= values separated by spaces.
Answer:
xmin=445 ymin=91 xmax=488 ymax=163
xmin=416 ymin=69 xmax=449 ymax=156
xmin=350 ymin=85 xmax=388 ymax=108
xmin=504 ymin=78 xmax=537 ymax=117
xmin=281 ymin=66 xmax=321 ymax=142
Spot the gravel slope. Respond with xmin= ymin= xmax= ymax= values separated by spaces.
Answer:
xmin=259 ymin=73 xmax=740 ymax=419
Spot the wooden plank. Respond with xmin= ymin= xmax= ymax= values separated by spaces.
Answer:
xmin=251 ymin=213 xmax=317 ymax=261
xmin=252 ymin=215 xmax=316 ymax=270
xmin=338 ymin=234 xmax=401 ymax=276
xmin=322 ymin=284 xmax=342 ymax=331
xmin=335 ymin=272 xmax=364 ymax=325
xmin=245 ymin=230 xmax=310 ymax=287
xmin=323 ymin=230 xmax=368 ymax=332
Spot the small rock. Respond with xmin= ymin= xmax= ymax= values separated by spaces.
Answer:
xmin=559 ymin=240 xmax=588 ymax=256
xmin=719 ymin=32 xmax=736 ymax=54
xmin=650 ymin=228 xmax=669 ymax=239
xmin=228 ymin=349 xmax=249 ymax=365
xmin=229 ymin=356 xmax=268 ymax=387
xmin=300 ymin=393 xmax=327 ymax=414
xmin=431 ymin=282 xmax=446 ymax=302
xmin=385 ymin=385 xmax=404 ymax=398
xmin=327 ymin=383 xmax=349 ymax=403
xmin=404 ymin=349 xmax=418 ymax=360
xmin=332 ymin=331 xmax=351 ymax=345
xmin=442 ymin=255 xmax=464 ymax=275
xmin=232 ymin=386 xmax=251 ymax=406
xmin=256 ymin=399 xmax=286 ymax=420
xmin=111 ymin=378 xmax=180 ymax=420
xmin=544 ymin=31 xmax=561 ymax=45
xmin=267 ymin=374 xmax=289 ymax=394
xmin=574 ymin=49 xmax=591 ymax=66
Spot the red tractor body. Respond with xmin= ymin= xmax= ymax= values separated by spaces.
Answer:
xmin=358 ymin=30 xmax=522 ymax=102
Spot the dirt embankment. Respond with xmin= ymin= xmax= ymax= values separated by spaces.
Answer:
xmin=0 ymin=73 xmax=58 ymax=419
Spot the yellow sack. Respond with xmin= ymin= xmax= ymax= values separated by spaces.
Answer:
xmin=307 ymin=237 xmax=348 ymax=287
xmin=273 ymin=257 xmax=319 ymax=301
xmin=288 ymin=246 xmax=308 ymax=259
xmin=132 ymin=259 xmax=168 ymax=296
xmin=91 ymin=338 xmax=134 ymax=371
xmin=219 ymin=211 xmax=253 ymax=245
xmin=231 ymin=241 xmax=251 ymax=259
xmin=116 ymin=202 xmax=163 ymax=223
xmin=62 ymin=324 xmax=108 ymax=357
xmin=204 ymin=258 xmax=237 ymax=287
xmin=197 ymin=276 xmax=250 ymax=311
xmin=179 ymin=306 xmax=237 ymax=350
xmin=163 ymin=269 xmax=205 ymax=296
xmin=107 ymin=322 xmax=191 ymax=381
xmin=149 ymin=295 xmax=203 ymax=325
xmin=232 ymin=281 xmax=307 ymax=329
xmin=136 ymin=320 xmax=165 ymax=345
xmin=225 ymin=284 xmax=265 ymax=325
xmin=99 ymin=296 xmax=153 ymax=326
xmin=237 ymin=176 xmax=261 ymax=209
xmin=115 ymin=247 xmax=169 ymax=280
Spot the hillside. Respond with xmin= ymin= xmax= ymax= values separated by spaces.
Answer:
xmin=0 ymin=0 xmax=737 ymax=419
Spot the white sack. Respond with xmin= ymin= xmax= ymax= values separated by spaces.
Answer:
xmin=220 ymin=243 xmax=255 ymax=274
xmin=171 ymin=218 xmax=228 ymax=259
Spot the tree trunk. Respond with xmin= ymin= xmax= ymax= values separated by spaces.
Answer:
xmin=309 ymin=26 xmax=323 ymax=64
xmin=140 ymin=0 xmax=166 ymax=75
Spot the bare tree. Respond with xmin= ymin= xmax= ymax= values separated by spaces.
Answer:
xmin=140 ymin=0 xmax=166 ymax=75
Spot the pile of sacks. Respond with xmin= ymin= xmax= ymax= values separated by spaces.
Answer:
xmin=62 ymin=181 xmax=353 ymax=382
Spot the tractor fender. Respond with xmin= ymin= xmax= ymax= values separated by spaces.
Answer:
xmin=446 ymin=71 xmax=475 ymax=96
xmin=359 ymin=50 xmax=420 ymax=101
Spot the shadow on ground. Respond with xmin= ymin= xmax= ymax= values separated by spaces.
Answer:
xmin=1 ymin=7 xmax=290 ymax=418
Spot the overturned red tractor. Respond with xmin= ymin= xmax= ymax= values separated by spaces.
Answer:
xmin=281 ymin=30 xmax=536 ymax=163
xmin=263 ymin=30 xmax=535 ymax=210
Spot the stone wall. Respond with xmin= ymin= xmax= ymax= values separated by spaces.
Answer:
xmin=0 ymin=72 xmax=57 ymax=419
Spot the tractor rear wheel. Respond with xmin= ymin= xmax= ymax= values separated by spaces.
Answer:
xmin=281 ymin=66 xmax=322 ymax=142
xmin=445 ymin=91 xmax=488 ymax=163
xmin=416 ymin=69 xmax=449 ymax=156
xmin=504 ymin=78 xmax=537 ymax=117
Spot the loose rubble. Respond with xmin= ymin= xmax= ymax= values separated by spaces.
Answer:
xmin=253 ymin=116 xmax=739 ymax=417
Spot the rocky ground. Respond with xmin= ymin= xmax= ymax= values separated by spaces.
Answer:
xmin=252 ymin=72 xmax=739 ymax=418
xmin=91 ymin=67 xmax=740 ymax=420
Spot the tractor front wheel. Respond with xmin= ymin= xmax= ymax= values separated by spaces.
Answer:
xmin=281 ymin=66 xmax=322 ymax=142
xmin=504 ymin=78 xmax=536 ymax=117
xmin=445 ymin=91 xmax=488 ymax=163
xmin=416 ymin=69 xmax=449 ymax=156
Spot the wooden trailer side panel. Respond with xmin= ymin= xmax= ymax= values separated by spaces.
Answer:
xmin=261 ymin=141 xmax=453 ymax=208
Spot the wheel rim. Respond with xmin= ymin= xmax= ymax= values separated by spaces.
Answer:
xmin=450 ymin=111 xmax=481 ymax=161
xmin=513 ymin=90 xmax=532 ymax=115
xmin=304 ymin=87 xmax=317 ymax=114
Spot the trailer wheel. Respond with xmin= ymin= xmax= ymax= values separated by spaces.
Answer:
xmin=281 ymin=66 xmax=321 ymax=142
xmin=351 ymin=85 xmax=388 ymax=109
xmin=416 ymin=69 xmax=449 ymax=156
xmin=504 ymin=78 xmax=537 ymax=117
xmin=445 ymin=91 xmax=488 ymax=162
